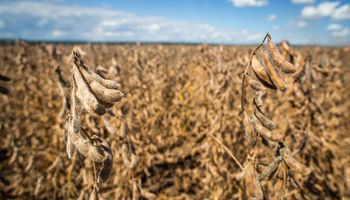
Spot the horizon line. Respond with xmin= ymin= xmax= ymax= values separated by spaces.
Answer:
xmin=0 ymin=39 xmax=348 ymax=47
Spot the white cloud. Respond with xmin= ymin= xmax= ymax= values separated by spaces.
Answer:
xmin=51 ymin=30 xmax=65 ymax=37
xmin=0 ymin=2 xmax=127 ymax=19
xmin=332 ymin=28 xmax=349 ymax=37
xmin=230 ymin=0 xmax=268 ymax=7
xmin=333 ymin=4 xmax=350 ymax=20
xmin=297 ymin=21 xmax=307 ymax=28
xmin=267 ymin=14 xmax=277 ymax=21
xmin=301 ymin=1 xmax=350 ymax=20
xmin=0 ymin=19 xmax=4 ymax=28
xmin=327 ymin=23 xmax=342 ymax=31
xmin=291 ymin=0 xmax=315 ymax=4
xmin=148 ymin=24 xmax=160 ymax=32
xmin=326 ymin=23 xmax=349 ymax=38
xmin=0 ymin=1 xmax=242 ymax=43
xmin=301 ymin=1 xmax=339 ymax=19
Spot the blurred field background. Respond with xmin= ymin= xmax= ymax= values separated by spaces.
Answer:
xmin=0 ymin=42 xmax=349 ymax=199
xmin=1 ymin=0 xmax=350 ymax=199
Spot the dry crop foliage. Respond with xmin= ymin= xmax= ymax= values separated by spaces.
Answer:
xmin=0 ymin=40 xmax=349 ymax=199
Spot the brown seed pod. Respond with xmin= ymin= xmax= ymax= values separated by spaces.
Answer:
xmin=73 ymin=51 xmax=121 ymax=90
xmin=258 ymin=156 xmax=282 ymax=181
xmin=246 ymin=76 xmax=266 ymax=91
xmin=253 ymin=101 xmax=276 ymax=130
xmin=243 ymin=111 xmax=257 ymax=147
xmin=73 ymin=66 xmax=107 ymax=116
xmin=279 ymin=147 xmax=311 ymax=176
xmin=292 ymin=53 xmax=308 ymax=82
xmin=254 ymin=90 xmax=266 ymax=107
xmin=281 ymin=40 xmax=295 ymax=56
xmin=68 ymin=123 xmax=109 ymax=162
xmin=261 ymin=49 xmax=287 ymax=92
xmin=71 ymin=79 xmax=82 ymax=133
xmin=82 ymin=68 xmax=121 ymax=90
xmin=267 ymin=38 xmax=296 ymax=74
xmin=88 ymin=80 xmax=124 ymax=105
xmin=254 ymin=119 xmax=283 ymax=142
xmin=251 ymin=56 xmax=276 ymax=89
xmin=244 ymin=160 xmax=264 ymax=200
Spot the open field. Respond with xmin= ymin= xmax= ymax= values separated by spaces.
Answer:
xmin=0 ymin=42 xmax=349 ymax=199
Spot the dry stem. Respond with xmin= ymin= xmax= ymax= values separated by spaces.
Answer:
xmin=208 ymin=132 xmax=244 ymax=170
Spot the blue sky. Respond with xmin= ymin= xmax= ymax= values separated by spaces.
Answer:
xmin=0 ymin=0 xmax=349 ymax=45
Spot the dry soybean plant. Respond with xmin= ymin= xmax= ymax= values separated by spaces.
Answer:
xmin=65 ymin=51 xmax=124 ymax=199
xmin=237 ymin=33 xmax=311 ymax=199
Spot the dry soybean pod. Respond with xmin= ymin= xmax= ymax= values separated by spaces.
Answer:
xmin=281 ymin=40 xmax=295 ymax=56
xmin=254 ymin=119 xmax=283 ymax=142
xmin=251 ymin=56 xmax=276 ymax=89
xmin=73 ymin=65 xmax=106 ymax=116
xmin=71 ymin=78 xmax=82 ymax=133
xmin=267 ymin=37 xmax=296 ymax=74
xmin=254 ymin=90 xmax=266 ymax=107
xmin=243 ymin=111 xmax=257 ymax=147
xmin=279 ymin=147 xmax=311 ymax=176
xmin=244 ymin=160 xmax=264 ymax=200
xmin=68 ymin=124 xmax=108 ymax=162
xmin=258 ymin=156 xmax=282 ymax=181
xmin=246 ymin=76 xmax=267 ymax=107
xmin=73 ymin=51 xmax=121 ymax=90
xmin=253 ymin=100 xmax=276 ymax=130
xmin=261 ymin=48 xmax=287 ymax=92
xmin=88 ymin=79 xmax=124 ymax=105
xmin=81 ymin=66 xmax=121 ymax=90
xmin=246 ymin=76 xmax=266 ymax=91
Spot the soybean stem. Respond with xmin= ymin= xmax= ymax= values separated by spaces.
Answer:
xmin=208 ymin=132 xmax=244 ymax=170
